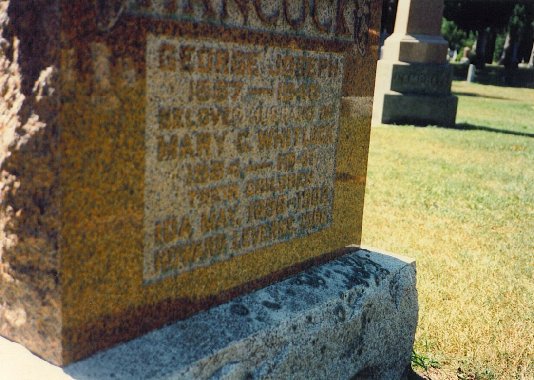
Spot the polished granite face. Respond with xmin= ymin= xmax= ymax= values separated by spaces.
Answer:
xmin=0 ymin=0 xmax=382 ymax=365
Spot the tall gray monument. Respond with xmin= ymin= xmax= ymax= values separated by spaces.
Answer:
xmin=372 ymin=0 xmax=458 ymax=127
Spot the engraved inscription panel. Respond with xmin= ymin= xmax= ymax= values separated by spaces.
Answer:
xmin=390 ymin=65 xmax=453 ymax=96
xmin=144 ymin=36 xmax=344 ymax=282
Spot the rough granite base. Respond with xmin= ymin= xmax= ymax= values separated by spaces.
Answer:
xmin=1 ymin=248 xmax=418 ymax=380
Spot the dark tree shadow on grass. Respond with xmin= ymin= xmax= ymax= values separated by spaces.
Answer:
xmin=403 ymin=366 xmax=429 ymax=380
xmin=450 ymin=123 xmax=534 ymax=138
xmin=453 ymin=92 xmax=512 ymax=101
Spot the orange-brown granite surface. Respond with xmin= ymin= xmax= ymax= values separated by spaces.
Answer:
xmin=0 ymin=0 xmax=381 ymax=365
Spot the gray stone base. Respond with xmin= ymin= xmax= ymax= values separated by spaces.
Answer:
xmin=1 ymin=248 xmax=418 ymax=380
xmin=372 ymin=59 xmax=458 ymax=128
xmin=380 ymin=92 xmax=458 ymax=127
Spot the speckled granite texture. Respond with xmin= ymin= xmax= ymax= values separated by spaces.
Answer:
xmin=2 ymin=248 xmax=418 ymax=380
xmin=1 ymin=0 xmax=383 ymax=365
xmin=0 ymin=0 xmax=62 ymax=364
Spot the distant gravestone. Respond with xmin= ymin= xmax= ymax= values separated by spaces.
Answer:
xmin=372 ymin=0 xmax=458 ymax=127
xmin=0 ymin=0 xmax=382 ymax=365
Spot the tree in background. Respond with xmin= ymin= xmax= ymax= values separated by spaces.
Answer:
xmin=493 ymin=31 xmax=508 ymax=63
xmin=379 ymin=1 xmax=534 ymax=68
xmin=441 ymin=18 xmax=476 ymax=61
xmin=499 ymin=4 xmax=530 ymax=68
xmin=380 ymin=0 xmax=398 ymax=40
xmin=443 ymin=1 xmax=515 ymax=68
xmin=530 ymin=17 xmax=534 ymax=66
xmin=441 ymin=18 xmax=467 ymax=52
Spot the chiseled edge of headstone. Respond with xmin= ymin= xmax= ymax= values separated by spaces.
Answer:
xmin=0 ymin=0 xmax=62 ymax=365
xmin=57 ymin=248 xmax=418 ymax=380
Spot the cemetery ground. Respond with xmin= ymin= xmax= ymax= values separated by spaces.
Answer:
xmin=362 ymin=82 xmax=533 ymax=380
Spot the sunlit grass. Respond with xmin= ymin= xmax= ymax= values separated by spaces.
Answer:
xmin=453 ymin=81 xmax=534 ymax=135
xmin=362 ymin=81 xmax=534 ymax=379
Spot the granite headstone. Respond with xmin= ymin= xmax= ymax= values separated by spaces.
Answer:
xmin=0 ymin=0 xmax=381 ymax=365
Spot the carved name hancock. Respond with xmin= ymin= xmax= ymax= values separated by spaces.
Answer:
xmin=145 ymin=37 xmax=344 ymax=282
xmin=125 ymin=0 xmax=371 ymax=46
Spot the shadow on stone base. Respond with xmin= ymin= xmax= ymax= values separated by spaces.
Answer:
xmin=2 ymin=248 xmax=418 ymax=380
xmin=381 ymin=93 xmax=458 ymax=128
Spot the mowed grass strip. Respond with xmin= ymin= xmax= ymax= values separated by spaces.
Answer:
xmin=362 ymin=82 xmax=533 ymax=379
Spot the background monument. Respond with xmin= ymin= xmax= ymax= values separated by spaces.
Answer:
xmin=372 ymin=0 xmax=458 ymax=127
xmin=1 ymin=0 xmax=417 ymax=377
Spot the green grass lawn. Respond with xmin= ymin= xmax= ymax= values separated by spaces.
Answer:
xmin=362 ymin=82 xmax=534 ymax=380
